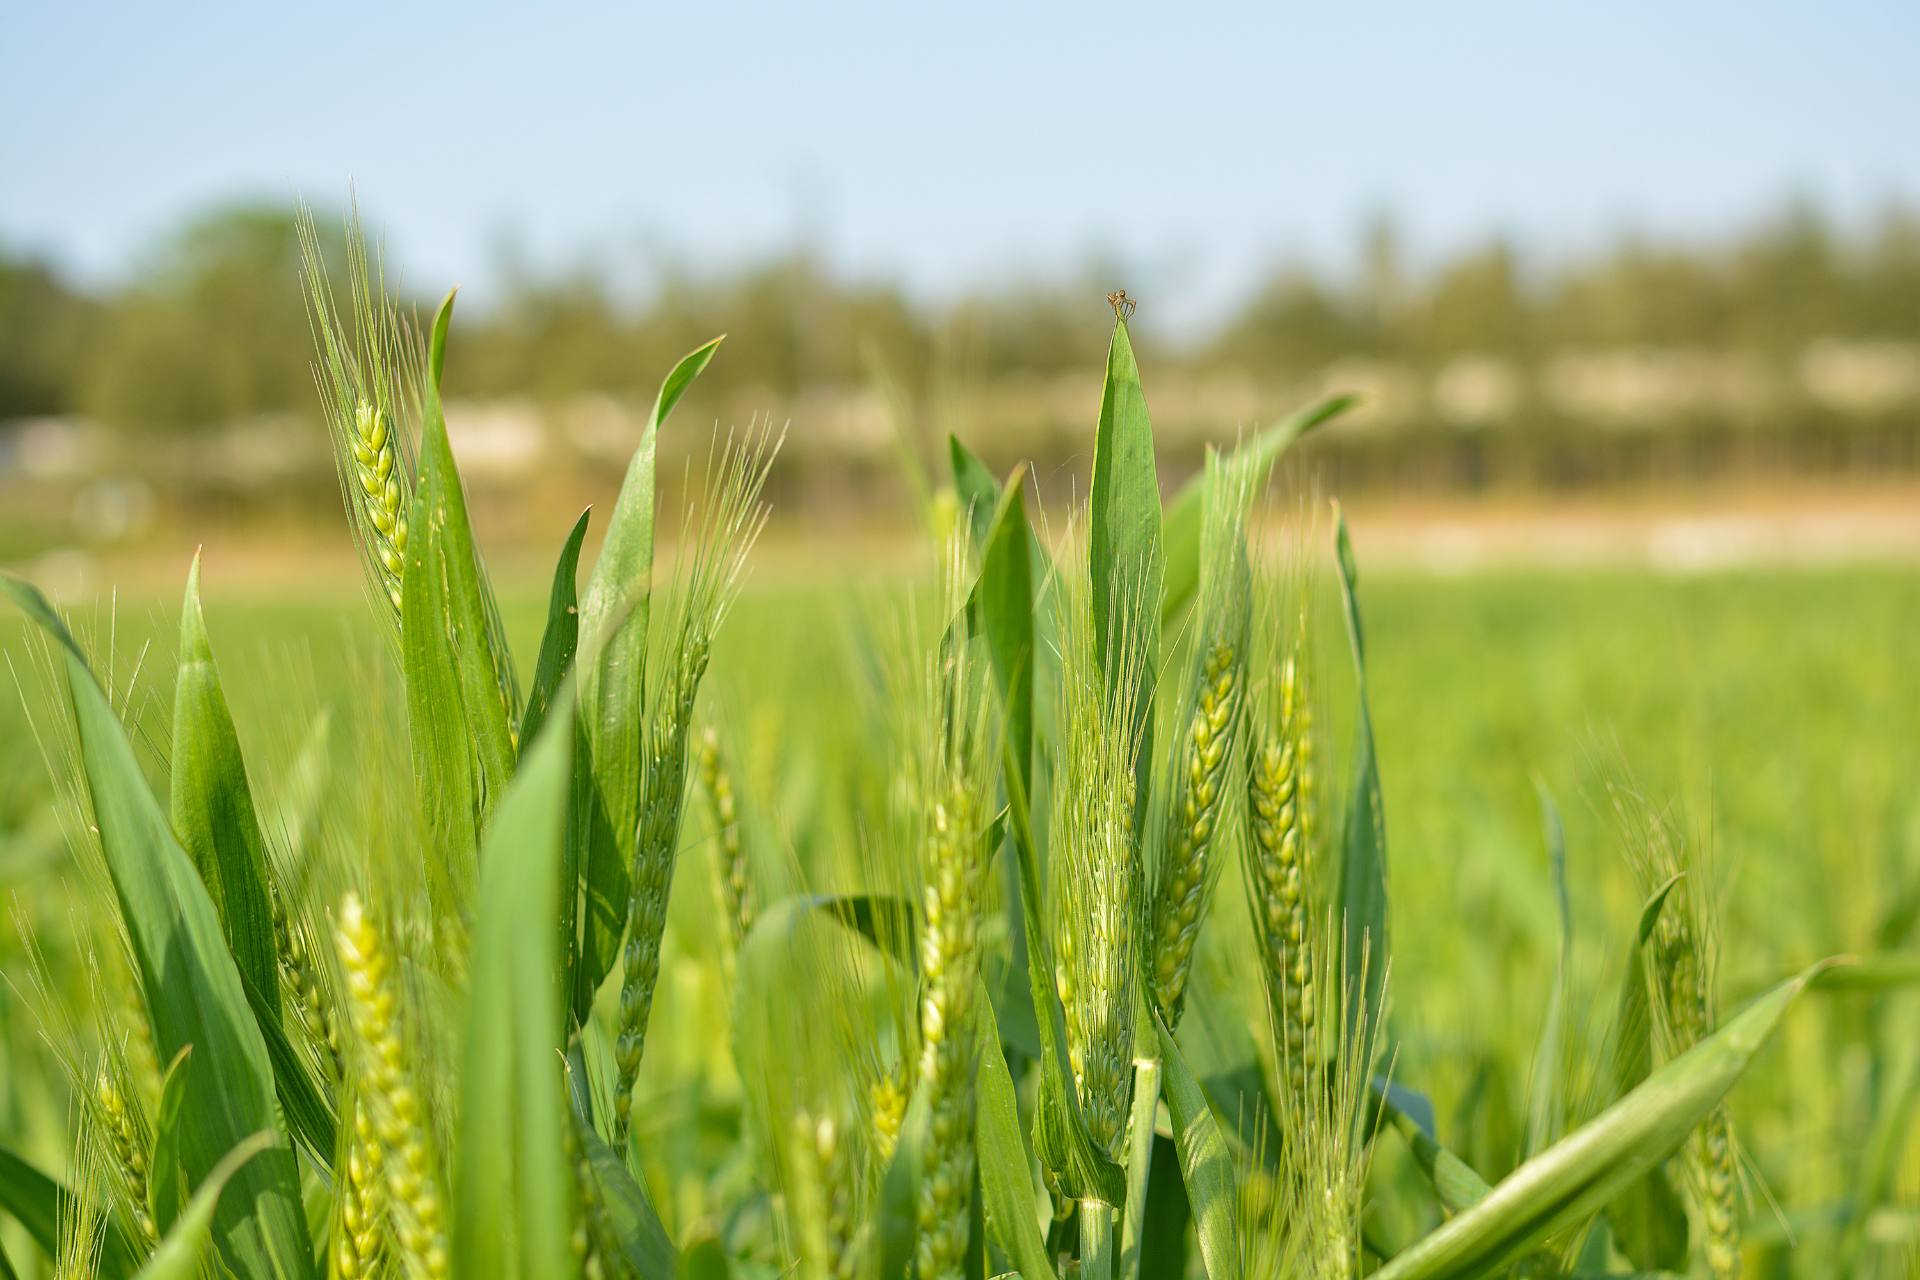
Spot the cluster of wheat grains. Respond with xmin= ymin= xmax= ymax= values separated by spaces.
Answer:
xmin=1146 ymin=449 xmax=1254 ymax=1027
xmin=335 ymin=891 xmax=448 ymax=1279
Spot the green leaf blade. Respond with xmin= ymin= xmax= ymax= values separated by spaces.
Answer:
xmin=1374 ymin=964 xmax=1831 ymax=1280
xmin=573 ymin=336 xmax=724 ymax=1018
xmin=1333 ymin=508 xmax=1389 ymax=1044
xmin=2 ymin=577 xmax=314 ymax=1280
xmin=402 ymin=291 xmax=519 ymax=919
xmin=453 ymin=690 xmax=579 ymax=1279
xmin=169 ymin=553 xmax=279 ymax=1019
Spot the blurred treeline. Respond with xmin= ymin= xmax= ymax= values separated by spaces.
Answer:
xmin=6 ymin=197 xmax=1919 ymax=429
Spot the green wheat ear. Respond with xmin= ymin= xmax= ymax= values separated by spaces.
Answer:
xmin=299 ymin=202 xmax=425 ymax=634
xmin=611 ymin=423 xmax=780 ymax=1140
xmin=1624 ymin=799 xmax=1742 ymax=1280
xmin=1270 ymin=914 xmax=1383 ymax=1280
xmin=336 ymin=891 xmax=448 ymax=1280
xmin=1051 ymin=533 xmax=1154 ymax=1162
xmin=696 ymin=724 xmax=755 ymax=949
xmin=1148 ymin=447 xmax=1253 ymax=1026
xmin=909 ymin=531 xmax=999 ymax=1280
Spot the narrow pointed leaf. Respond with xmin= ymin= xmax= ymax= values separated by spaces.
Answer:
xmin=950 ymin=435 xmax=1003 ymax=549
xmin=1089 ymin=318 xmax=1164 ymax=818
xmin=1374 ymin=964 xmax=1831 ymax=1280
xmin=402 ymin=290 xmax=518 ymax=917
xmin=170 ymin=553 xmax=279 ymax=1018
xmin=1604 ymin=875 xmax=1688 ymax=1271
xmin=579 ymin=1123 xmax=676 ymax=1280
xmin=1527 ymin=783 xmax=1571 ymax=1156
xmin=170 ymin=558 xmax=337 ymax=1161
xmin=978 ymin=471 xmax=1035 ymax=791
xmin=574 ymin=336 xmax=724 ymax=1018
xmin=1333 ymin=509 xmax=1388 ymax=1044
xmin=1373 ymin=1081 xmax=1495 ymax=1214
xmin=453 ymin=686 xmax=578 ymax=1279
xmin=2 ymin=576 xmax=314 ymax=1280
xmin=522 ymin=507 xmax=591 ymax=750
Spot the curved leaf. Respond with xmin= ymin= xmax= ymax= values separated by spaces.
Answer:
xmin=522 ymin=507 xmax=591 ymax=750
xmin=1161 ymin=393 xmax=1354 ymax=626
xmin=2 ymin=577 xmax=314 ymax=1280
xmin=1374 ymin=963 xmax=1833 ymax=1280
xmin=147 ymin=1047 xmax=193 ymax=1234
xmin=132 ymin=1132 xmax=276 ymax=1280
xmin=1604 ymin=874 xmax=1688 ymax=1271
xmin=170 ymin=558 xmax=336 ymax=1161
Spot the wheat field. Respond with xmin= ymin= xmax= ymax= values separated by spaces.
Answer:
xmin=0 ymin=223 xmax=1915 ymax=1280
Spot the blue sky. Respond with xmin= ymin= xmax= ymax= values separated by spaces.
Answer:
xmin=5 ymin=2 xmax=1917 ymax=326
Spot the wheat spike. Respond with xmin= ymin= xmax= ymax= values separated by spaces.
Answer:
xmin=91 ymin=1066 xmax=156 ymax=1245
xmin=336 ymin=892 xmax=448 ymax=1280
xmin=334 ymin=1096 xmax=386 ymax=1280
xmin=610 ymin=426 xmax=779 ymax=1139
xmin=697 ymin=725 xmax=754 ymax=945
xmin=1246 ymin=645 xmax=1317 ymax=1109
xmin=272 ymin=878 xmax=344 ymax=1081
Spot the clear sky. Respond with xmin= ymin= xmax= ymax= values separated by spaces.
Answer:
xmin=5 ymin=1 xmax=1917 ymax=326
